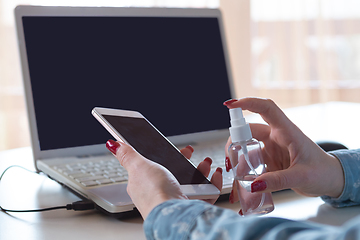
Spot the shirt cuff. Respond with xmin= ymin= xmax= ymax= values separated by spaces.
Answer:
xmin=321 ymin=149 xmax=360 ymax=207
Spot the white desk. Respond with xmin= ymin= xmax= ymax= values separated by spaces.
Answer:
xmin=0 ymin=148 xmax=145 ymax=240
xmin=1 ymin=102 xmax=360 ymax=239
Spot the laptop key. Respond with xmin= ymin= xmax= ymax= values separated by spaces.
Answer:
xmin=76 ymin=175 xmax=106 ymax=182
xmin=110 ymin=176 xmax=127 ymax=183
xmin=89 ymin=171 xmax=105 ymax=176
xmin=96 ymin=179 xmax=113 ymax=185
xmin=81 ymin=180 xmax=99 ymax=187
xmin=104 ymin=173 xmax=119 ymax=178
xmin=104 ymin=169 xmax=118 ymax=174
xmin=63 ymin=170 xmax=84 ymax=176
xmin=68 ymin=172 xmax=92 ymax=179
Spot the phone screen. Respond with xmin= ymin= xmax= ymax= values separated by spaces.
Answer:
xmin=102 ymin=115 xmax=211 ymax=185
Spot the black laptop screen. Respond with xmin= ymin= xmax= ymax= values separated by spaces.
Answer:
xmin=22 ymin=16 xmax=232 ymax=150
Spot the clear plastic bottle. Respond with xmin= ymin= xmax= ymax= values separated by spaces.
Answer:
xmin=228 ymin=107 xmax=274 ymax=216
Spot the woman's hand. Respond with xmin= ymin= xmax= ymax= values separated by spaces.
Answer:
xmin=224 ymin=97 xmax=345 ymax=200
xmin=180 ymin=145 xmax=223 ymax=205
xmin=106 ymin=140 xmax=222 ymax=219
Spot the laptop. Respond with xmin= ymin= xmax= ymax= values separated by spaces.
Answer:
xmin=15 ymin=5 xmax=235 ymax=216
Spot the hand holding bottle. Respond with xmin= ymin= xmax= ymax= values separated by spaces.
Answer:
xmin=224 ymin=97 xmax=345 ymax=200
xmin=227 ymin=107 xmax=274 ymax=215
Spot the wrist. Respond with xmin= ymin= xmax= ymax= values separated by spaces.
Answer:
xmin=326 ymin=154 xmax=345 ymax=198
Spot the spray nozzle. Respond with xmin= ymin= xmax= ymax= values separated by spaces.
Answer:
xmin=229 ymin=108 xmax=252 ymax=143
xmin=230 ymin=108 xmax=246 ymax=127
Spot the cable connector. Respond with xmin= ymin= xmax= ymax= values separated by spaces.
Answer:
xmin=66 ymin=200 xmax=95 ymax=211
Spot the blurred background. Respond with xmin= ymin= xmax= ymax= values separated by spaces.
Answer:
xmin=1 ymin=0 xmax=359 ymax=151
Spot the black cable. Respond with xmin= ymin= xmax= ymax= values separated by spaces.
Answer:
xmin=0 ymin=165 xmax=95 ymax=213
xmin=1 ymin=205 xmax=67 ymax=213
xmin=0 ymin=200 xmax=95 ymax=213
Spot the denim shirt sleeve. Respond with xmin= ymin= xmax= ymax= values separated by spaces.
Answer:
xmin=321 ymin=149 xmax=360 ymax=207
xmin=144 ymin=199 xmax=360 ymax=240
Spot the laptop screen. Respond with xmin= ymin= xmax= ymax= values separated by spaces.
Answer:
xmin=22 ymin=16 xmax=232 ymax=151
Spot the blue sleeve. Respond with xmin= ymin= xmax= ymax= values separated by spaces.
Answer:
xmin=144 ymin=199 xmax=360 ymax=240
xmin=321 ymin=149 xmax=360 ymax=207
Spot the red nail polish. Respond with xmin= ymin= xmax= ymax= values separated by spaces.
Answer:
xmin=186 ymin=145 xmax=194 ymax=153
xmin=239 ymin=209 xmax=243 ymax=215
xmin=216 ymin=167 xmax=223 ymax=174
xmin=106 ymin=139 xmax=120 ymax=155
xmin=225 ymin=157 xmax=232 ymax=172
xmin=229 ymin=190 xmax=234 ymax=204
xmin=204 ymin=157 xmax=212 ymax=165
xmin=223 ymin=99 xmax=237 ymax=106
xmin=251 ymin=180 xmax=267 ymax=193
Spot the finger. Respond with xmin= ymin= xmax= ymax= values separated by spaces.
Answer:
xmin=197 ymin=157 xmax=212 ymax=178
xmin=224 ymin=97 xmax=291 ymax=129
xmin=204 ymin=167 xmax=223 ymax=205
xmin=211 ymin=167 xmax=223 ymax=191
xmin=224 ymin=138 xmax=233 ymax=172
xmin=180 ymin=145 xmax=194 ymax=159
xmin=229 ymin=180 xmax=239 ymax=204
xmin=224 ymin=137 xmax=232 ymax=158
xmin=248 ymin=123 xmax=271 ymax=142
xmin=106 ymin=139 xmax=144 ymax=172
xmin=251 ymin=168 xmax=302 ymax=193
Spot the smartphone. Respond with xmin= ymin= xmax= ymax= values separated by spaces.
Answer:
xmin=92 ymin=107 xmax=220 ymax=199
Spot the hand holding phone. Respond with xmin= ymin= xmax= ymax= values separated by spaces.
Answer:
xmin=105 ymin=138 xmax=190 ymax=219
xmin=92 ymin=107 xmax=220 ymax=199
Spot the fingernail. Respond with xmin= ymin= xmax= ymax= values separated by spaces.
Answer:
xmin=106 ymin=139 xmax=120 ymax=155
xmin=204 ymin=157 xmax=212 ymax=165
xmin=186 ymin=145 xmax=194 ymax=153
xmin=216 ymin=167 xmax=223 ymax=174
xmin=225 ymin=157 xmax=232 ymax=172
xmin=239 ymin=209 xmax=243 ymax=215
xmin=223 ymin=99 xmax=237 ymax=106
xmin=229 ymin=190 xmax=234 ymax=204
xmin=251 ymin=180 xmax=267 ymax=193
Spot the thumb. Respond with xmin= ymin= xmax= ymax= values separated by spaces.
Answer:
xmin=251 ymin=169 xmax=301 ymax=193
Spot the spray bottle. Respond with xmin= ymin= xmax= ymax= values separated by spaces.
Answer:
xmin=228 ymin=108 xmax=274 ymax=215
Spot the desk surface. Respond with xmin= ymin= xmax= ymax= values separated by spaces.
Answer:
xmin=2 ymin=102 xmax=360 ymax=239
xmin=1 ymin=148 xmax=360 ymax=240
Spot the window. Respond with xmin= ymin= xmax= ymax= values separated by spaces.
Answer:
xmin=250 ymin=0 xmax=360 ymax=107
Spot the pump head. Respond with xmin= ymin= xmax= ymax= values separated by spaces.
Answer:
xmin=229 ymin=108 xmax=252 ymax=143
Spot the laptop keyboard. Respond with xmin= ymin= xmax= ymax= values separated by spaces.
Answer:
xmin=53 ymin=158 xmax=128 ymax=187
xmin=189 ymin=141 xmax=227 ymax=168
xmin=52 ymin=140 xmax=231 ymax=188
